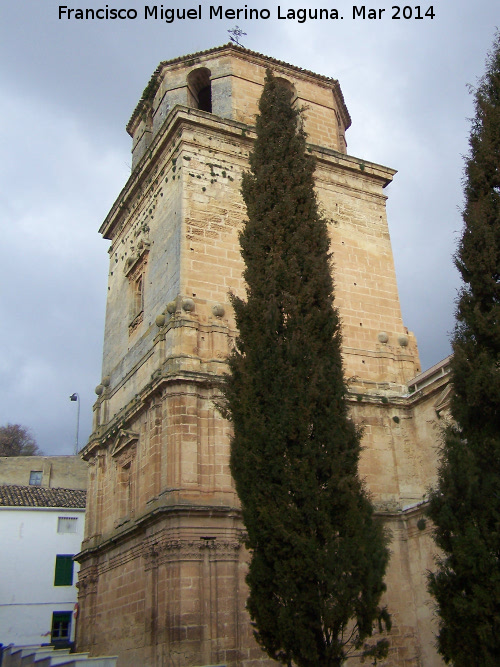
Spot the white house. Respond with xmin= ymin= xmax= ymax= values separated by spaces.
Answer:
xmin=0 ymin=485 xmax=86 ymax=647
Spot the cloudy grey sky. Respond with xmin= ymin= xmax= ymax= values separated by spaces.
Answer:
xmin=0 ymin=0 xmax=497 ymax=454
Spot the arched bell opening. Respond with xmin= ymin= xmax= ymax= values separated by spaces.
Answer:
xmin=187 ymin=67 xmax=212 ymax=113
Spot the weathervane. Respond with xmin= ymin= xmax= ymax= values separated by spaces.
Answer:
xmin=228 ymin=26 xmax=247 ymax=47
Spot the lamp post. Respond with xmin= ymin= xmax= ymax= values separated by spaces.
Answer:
xmin=69 ymin=393 xmax=80 ymax=455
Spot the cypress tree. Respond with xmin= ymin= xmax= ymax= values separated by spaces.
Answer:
xmin=427 ymin=34 xmax=500 ymax=666
xmin=221 ymin=70 xmax=390 ymax=666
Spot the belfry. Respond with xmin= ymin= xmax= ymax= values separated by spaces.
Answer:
xmin=76 ymin=44 xmax=448 ymax=666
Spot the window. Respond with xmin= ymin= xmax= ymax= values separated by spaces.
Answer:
xmin=51 ymin=611 xmax=71 ymax=643
xmin=187 ymin=67 xmax=212 ymax=113
xmin=29 ymin=471 xmax=42 ymax=486
xmin=197 ymin=85 xmax=212 ymax=113
xmin=126 ymin=257 xmax=148 ymax=333
xmin=128 ymin=272 xmax=145 ymax=331
xmin=54 ymin=555 xmax=74 ymax=586
xmin=133 ymin=274 xmax=144 ymax=318
xmin=58 ymin=517 xmax=78 ymax=534
xmin=123 ymin=234 xmax=149 ymax=334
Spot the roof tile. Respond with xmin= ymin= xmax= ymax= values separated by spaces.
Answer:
xmin=0 ymin=485 xmax=86 ymax=508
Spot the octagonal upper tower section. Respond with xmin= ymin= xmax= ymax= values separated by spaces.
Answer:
xmin=127 ymin=44 xmax=351 ymax=169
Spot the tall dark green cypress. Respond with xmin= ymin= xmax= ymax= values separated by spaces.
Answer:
xmin=221 ymin=70 xmax=390 ymax=667
xmin=427 ymin=35 xmax=500 ymax=666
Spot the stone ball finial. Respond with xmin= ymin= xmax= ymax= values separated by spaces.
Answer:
xmin=212 ymin=304 xmax=225 ymax=318
xmin=398 ymin=335 xmax=409 ymax=347
xmin=155 ymin=314 xmax=166 ymax=327
xmin=101 ymin=376 xmax=111 ymax=387
xmin=182 ymin=298 xmax=195 ymax=312
xmin=166 ymin=301 xmax=177 ymax=314
xmin=377 ymin=332 xmax=389 ymax=344
xmin=95 ymin=384 xmax=104 ymax=396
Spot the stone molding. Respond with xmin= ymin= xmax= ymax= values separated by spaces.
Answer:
xmin=145 ymin=538 xmax=241 ymax=570
xmin=75 ymin=503 xmax=243 ymax=562
xmin=111 ymin=429 xmax=139 ymax=462
xmin=83 ymin=368 xmax=222 ymax=460
xmin=78 ymin=535 xmax=241 ymax=581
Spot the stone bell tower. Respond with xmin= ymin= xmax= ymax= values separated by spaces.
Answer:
xmin=76 ymin=44 xmax=446 ymax=667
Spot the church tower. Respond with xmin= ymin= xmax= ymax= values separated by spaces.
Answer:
xmin=76 ymin=45 xmax=447 ymax=666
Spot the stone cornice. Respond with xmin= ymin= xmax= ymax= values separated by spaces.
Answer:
xmin=101 ymin=105 xmax=394 ymax=242
xmin=83 ymin=363 xmax=225 ymax=460
xmin=75 ymin=501 xmax=242 ymax=563
xmin=314 ymin=145 xmax=396 ymax=188
xmin=346 ymin=355 xmax=452 ymax=410
xmin=76 ymin=497 xmax=431 ymax=566
xmin=83 ymin=350 xmax=451 ymax=462
xmin=144 ymin=538 xmax=241 ymax=569
xmin=408 ymin=355 xmax=451 ymax=392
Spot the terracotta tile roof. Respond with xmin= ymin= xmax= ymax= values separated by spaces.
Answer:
xmin=0 ymin=485 xmax=86 ymax=508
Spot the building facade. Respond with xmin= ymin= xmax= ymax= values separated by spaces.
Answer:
xmin=0 ymin=485 xmax=86 ymax=647
xmin=76 ymin=45 xmax=448 ymax=666
xmin=0 ymin=456 xmax=88 ymax=490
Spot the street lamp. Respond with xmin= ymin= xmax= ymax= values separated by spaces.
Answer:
xmin=69 ymin=393 xmax=80 ymax=455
